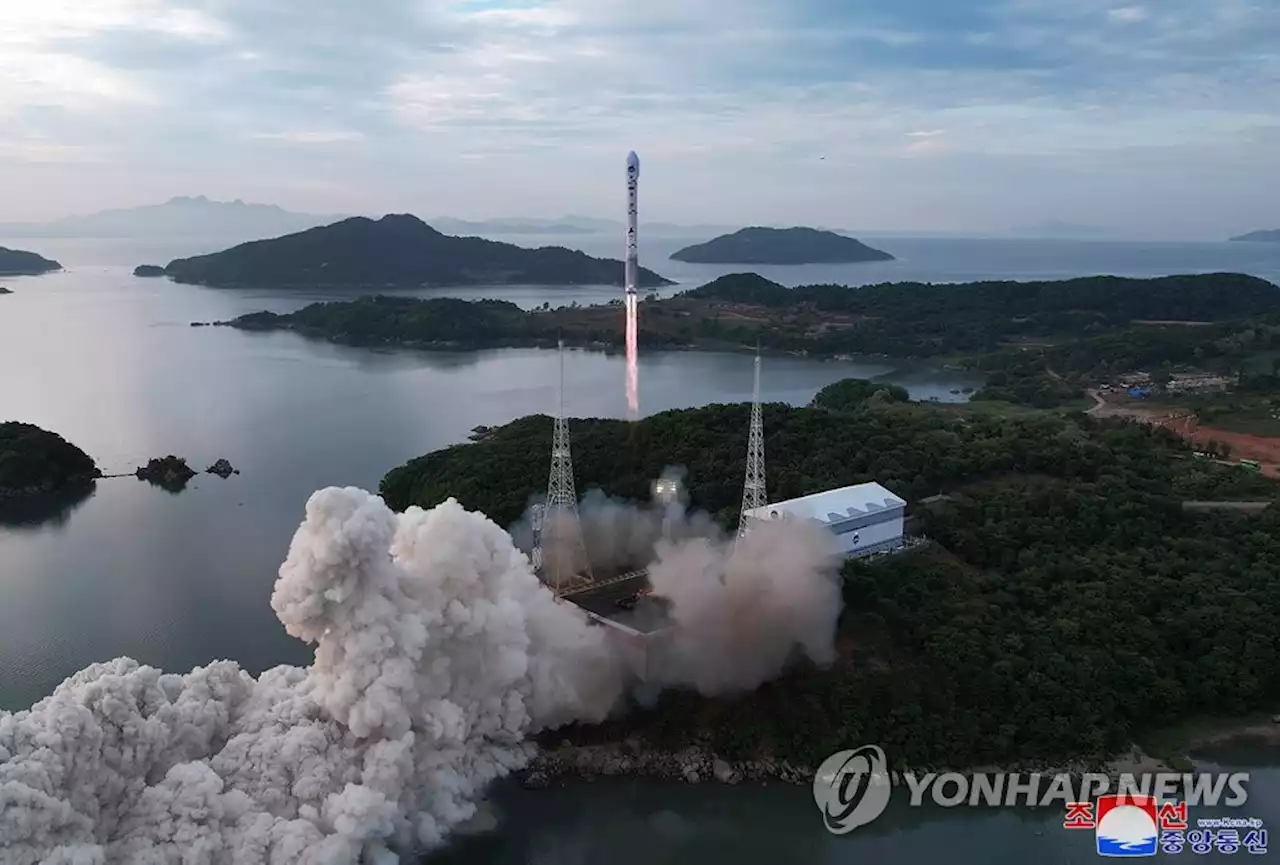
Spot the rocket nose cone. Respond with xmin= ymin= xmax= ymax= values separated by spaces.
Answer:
xmin=627 ymin=151 xmax=639 ymax=174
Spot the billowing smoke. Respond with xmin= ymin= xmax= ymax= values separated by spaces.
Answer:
xmin=0 ymin=488 xmax=623 ymax=865
xmin=2 ymin=475 xmax=845 ymax=864
xmin=645 ymin=517 xmax=844 ymax=694
xmin=515 ymin=469 xmax=845 ymax=695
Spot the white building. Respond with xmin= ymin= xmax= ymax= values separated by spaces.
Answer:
xmin=744 ymin=481 xmax=907 ymax=558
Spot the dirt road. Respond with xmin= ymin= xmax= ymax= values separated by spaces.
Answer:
xmin=1085 ymin=390 xmax=1280 ymax=478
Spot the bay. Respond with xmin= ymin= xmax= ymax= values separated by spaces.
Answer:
xmin=0 ymin=260 xmax=975 ymax=710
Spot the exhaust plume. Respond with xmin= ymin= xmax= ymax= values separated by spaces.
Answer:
xmin=0 ymin=488 xmax=623 ymax=864
xmin=516 ymin=474 xmax=845 ymax=694
xmin=646 ymin=517 xmax=844 ymax=694
xmin=2 ymin=478 xmax=844 ymax=863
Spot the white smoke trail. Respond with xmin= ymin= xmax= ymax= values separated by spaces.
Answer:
xmin=0 ymin=488 xmax=623 ymax=865
xmin=625 ymin=294 xmax=639 ymax=419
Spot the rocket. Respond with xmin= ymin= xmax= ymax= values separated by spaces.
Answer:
xmin=625 ymin=150 xmax=639 ymax=297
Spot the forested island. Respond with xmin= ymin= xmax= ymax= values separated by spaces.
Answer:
xmin=0 ymin=287 xmax=11 ymax=295
xmin=156 ymin=214 xmax=674 ymax=289
xmin=670 ymin=227 xmax=895 ymax=264
xmin=133 ymin=265 xmax=166 ymax=277
xmin=1231 ymin=230 xmax=1280 ymax=243
xmin=0 ymin=247 xmax=61 ymax=277
xmin=135 ymin=456 xmax=197 ymax=492
xmin=0 ymin=422 xmax=99 ymax=497
xmin=221 ymin=271 xmax=1280 ymax=412
xmin=380 ymin=397 xmax=1280 ymax=770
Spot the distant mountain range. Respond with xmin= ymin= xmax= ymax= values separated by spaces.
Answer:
xmin=0 ymin=198 xmax=742 ymax=241
xmin=0 ymin=196 xmax=346 ymax=240
xmin=1231 ymin=230 xmax=1280 ymax=243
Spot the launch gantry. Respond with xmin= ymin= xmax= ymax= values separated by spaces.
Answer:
xmin=532 ymin=338 xmax=593 ymax=596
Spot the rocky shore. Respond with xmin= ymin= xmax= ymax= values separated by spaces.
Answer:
xmin=518 ymin=723 xmax=1280 ymax=791
xmin=520 ymin=739 xmax=802 ymax=789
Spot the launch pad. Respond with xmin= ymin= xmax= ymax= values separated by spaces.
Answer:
xmin=558 ymin=569 xmax=674 ymax=637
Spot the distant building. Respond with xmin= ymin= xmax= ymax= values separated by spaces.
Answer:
xmin=745 ymin=482 xmax=906 ymax=558
xmin=1166 ymin=374 xmax=1231 ymax=394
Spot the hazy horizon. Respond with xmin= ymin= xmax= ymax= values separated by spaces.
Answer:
xmin=2 ymin=0 xmax=1277 ymax=240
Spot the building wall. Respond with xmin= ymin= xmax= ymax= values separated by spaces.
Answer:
xmin=827 ymin=511 xmax=904 ymax=558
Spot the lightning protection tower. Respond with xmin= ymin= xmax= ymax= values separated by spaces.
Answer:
xmin=538 ymin=338 xmax=593 ymax=594
xmin=737 ymin=345 xmax=767 ymax=538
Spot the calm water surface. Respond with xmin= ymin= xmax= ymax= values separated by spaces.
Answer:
xmin=2 ymin=236 xmax=1278 ymax=864
xmin=431 ymin=757 xmax=1280 ymax=865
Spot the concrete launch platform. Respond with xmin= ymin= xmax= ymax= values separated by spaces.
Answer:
xmin=558 ymin=570 xmax=675 ymax=637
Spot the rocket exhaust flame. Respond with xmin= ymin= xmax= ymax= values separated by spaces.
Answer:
xmin=626 ymin=295 xmax=639 ymax=419
xmin=624 ymin=151 xmax=640 ymax=420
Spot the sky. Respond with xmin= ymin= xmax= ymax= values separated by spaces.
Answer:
xmin=0 ymin=0 xmax=1277 ymax=237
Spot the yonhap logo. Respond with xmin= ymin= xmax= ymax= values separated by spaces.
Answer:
xmin=812 ymin=745 xmax=893 ymax=833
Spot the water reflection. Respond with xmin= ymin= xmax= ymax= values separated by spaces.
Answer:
xmin=0 ymin=482 xmax=96 ymax=530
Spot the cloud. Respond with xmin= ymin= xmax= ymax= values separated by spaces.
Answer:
xmin=248 ymin=131 xmax=366 ymax=144
xmin=0 ymin=0 xmax=1276 ymax=236
xmin=1108 ymin=6 xmax=1149 ymax=24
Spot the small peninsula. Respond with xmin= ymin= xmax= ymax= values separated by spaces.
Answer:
xmin=0 ymin=422 xmax=100 ymax=497
xmin=0 ymin=247 xmax=62 ymax=277
xmin=0 ymin=286 xmax=11 ymax=295
xmin=669 ymin=227 xmax=895 ymax=265
xmin=380 ymin=398 xmax=1280 ymax=772
xmin=218 ymin=270 xmax=1280 ymax=415
xmin=219 ymin=271 xmax=1280 ymax=360
xmin=133 ymin=265 xmax=166 ymax=277
xmin=1231 ymin=230 xmax=1280 ymax=243
xmin=160 ymin=214 xmax=675 ymax=289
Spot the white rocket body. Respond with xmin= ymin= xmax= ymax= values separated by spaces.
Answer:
xmin=625 ymin=151 xmax=639 ymax=296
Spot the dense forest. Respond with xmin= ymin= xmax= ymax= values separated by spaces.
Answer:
xmin=811 ymin=377 xmax=910 ymax=411
xmin=383 ymin=399 xmax=1280 ymax=767
xmin=226 ymin=270 xmax=1280 ymax=363
xmin=164 ymin=214 xmax=674 ymax=289
xmin=226 ymin=271 xmax=1280 ymax=412
xmin=0 ymin=422 xmax=99 ymax=496
xmin=381 ymin=400 xmax=1277 ymax=527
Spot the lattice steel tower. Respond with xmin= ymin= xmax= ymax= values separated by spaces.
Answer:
xmin=738 ymin=346 xmax=767 ymax=538
xmin=537 ymin=338 xmax=592 ymax=594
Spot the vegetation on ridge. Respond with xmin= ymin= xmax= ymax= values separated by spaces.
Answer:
xmin=162 ymin=214 xmax=674 ymax=289
xmin=0 ymin=247 xmax=61 ymax=277
xmin=669 ymin=227 xmax=896 ymax=264
xmin=382 ymin=398 xmax=1280 ymax=769
xmin=223 ymin=271 xmax=1280 ymax=412
xmin=0 ymin=422 xmax=99 ymax=496
xmin=225 ymin=271 xmax=1280 ymax=359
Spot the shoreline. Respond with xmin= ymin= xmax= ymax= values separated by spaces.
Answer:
xmin=210 ymin=321 xmax=964 ymax=366
xmin=521 ymin=718 xmax=1280 ymax=790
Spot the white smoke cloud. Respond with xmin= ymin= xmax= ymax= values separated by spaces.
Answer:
xmin=515 ymin=474 xmax=845 ymax=695
xmin=0 ymin=488 xmax=623 ymax=865
xmin=1 ymin=480 xmax=845 ymax=864
xmin=645 ymin=516 xmax=844 ymax=694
